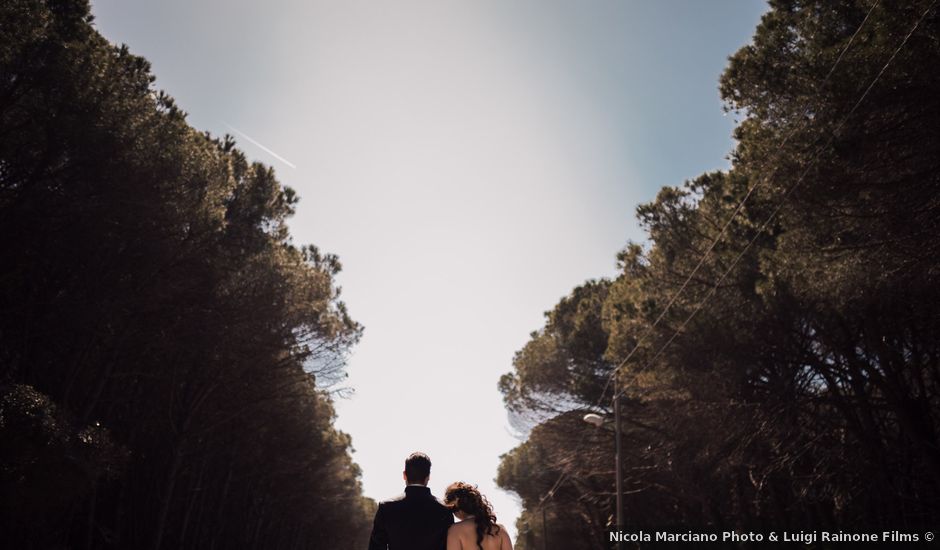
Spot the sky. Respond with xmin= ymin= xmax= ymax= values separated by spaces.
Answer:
xmin=90 ymin=0 xmax=767 ymax=540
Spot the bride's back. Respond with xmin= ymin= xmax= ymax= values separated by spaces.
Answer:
xmin=446 ymin=518 xmax=512 ymax=550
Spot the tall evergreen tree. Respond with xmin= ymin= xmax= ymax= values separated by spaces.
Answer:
xmin=498 ymin=2 xmax=940 ymax=546
xmin=1 ymin=1 xmax=374 ymax=548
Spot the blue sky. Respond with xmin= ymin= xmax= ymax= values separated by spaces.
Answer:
xmin=90 ymin=0 xmax=767 ymax=539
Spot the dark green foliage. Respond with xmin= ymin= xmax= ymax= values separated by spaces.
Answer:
xmin=499 ymin=280 xmax=613 ymax=424
xmin=0 ymin=1 xmax=372 ymax=548
xmin=499 ymin=1 xmax=940 ymax=547
xmin=1 ymin=384 xmax=129 ymax=548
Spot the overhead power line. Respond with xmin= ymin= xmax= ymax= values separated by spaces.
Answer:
xmin=535 ymin=0 xmax=934 ymax=512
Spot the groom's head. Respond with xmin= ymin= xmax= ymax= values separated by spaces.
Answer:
xmin=403 ymin=452 xmax=432 ymax=486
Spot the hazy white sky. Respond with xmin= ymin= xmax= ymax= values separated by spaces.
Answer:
xmin=91 ymin=0 xmax=766 ymax=539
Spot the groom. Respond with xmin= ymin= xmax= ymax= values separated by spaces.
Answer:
xmin=368 ymin=452 xmax=454 ymax=550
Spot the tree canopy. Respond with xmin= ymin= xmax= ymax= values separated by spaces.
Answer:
xmin=1 ymin=1 xmax=373 ymax=548
xmin=498 ymin=2 xmax=940 ymax=548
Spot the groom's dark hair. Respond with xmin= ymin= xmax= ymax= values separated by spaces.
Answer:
xmin=404 ymin=452 xmax=432 ymax=483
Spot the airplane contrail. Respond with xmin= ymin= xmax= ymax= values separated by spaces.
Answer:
xmin=223 ymin=123 xmax=297 ymax=169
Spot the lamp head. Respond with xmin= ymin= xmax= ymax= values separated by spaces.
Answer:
xmin=583 ymin=413 xmax=605 ymax=427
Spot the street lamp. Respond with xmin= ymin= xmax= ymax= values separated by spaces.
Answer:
xmin=583 ymin=392 xmax=624 ymax=550
xmin=582 ymin=413 xmax=605 ymax=427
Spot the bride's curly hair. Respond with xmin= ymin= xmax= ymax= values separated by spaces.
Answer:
xmin=444 ymin=482 xmax=500 ymax=550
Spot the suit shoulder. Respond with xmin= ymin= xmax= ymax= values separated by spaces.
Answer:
xmin=437 ymin=501 xmax=454 ymax=523
xmin=379 ymin=493 xmax=407 ymax=506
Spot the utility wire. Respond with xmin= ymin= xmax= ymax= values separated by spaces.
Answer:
xmin=637 ymin=0 xmax=937 ymax=383
xmin=596 ymin=0 xmax=881 ymax=406
xmin=534 ymin=0 xmax=933 ymax=512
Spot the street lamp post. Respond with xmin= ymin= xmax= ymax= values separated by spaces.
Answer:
xmin=614 ymin=392 xmax=623 ymax=544
xmin=542 ymin=505 xmax=548 ymax=550
xmin=583 ymin=384 xmax=624 ymax=550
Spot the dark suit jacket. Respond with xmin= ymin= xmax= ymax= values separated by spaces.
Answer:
xmin=368 ymin=485 xmax=454 ymax=550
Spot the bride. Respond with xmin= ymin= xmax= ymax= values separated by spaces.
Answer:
xmin=444 ymin=482 xmax=513 ymax=550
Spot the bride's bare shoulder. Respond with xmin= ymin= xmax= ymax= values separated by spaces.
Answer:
xmin=451 ymin=518 xmax=476 ymax=531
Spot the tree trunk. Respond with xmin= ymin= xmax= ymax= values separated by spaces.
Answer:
xmin=151 ymin=444 xmax=184 ymax=550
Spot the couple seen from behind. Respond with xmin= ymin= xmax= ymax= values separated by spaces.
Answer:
xmin=368 ymin=452 xmax=513 ymax=550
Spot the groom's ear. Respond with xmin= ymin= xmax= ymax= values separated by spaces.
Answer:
xmin=403 ymin=471 xmax=408 ymax=483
